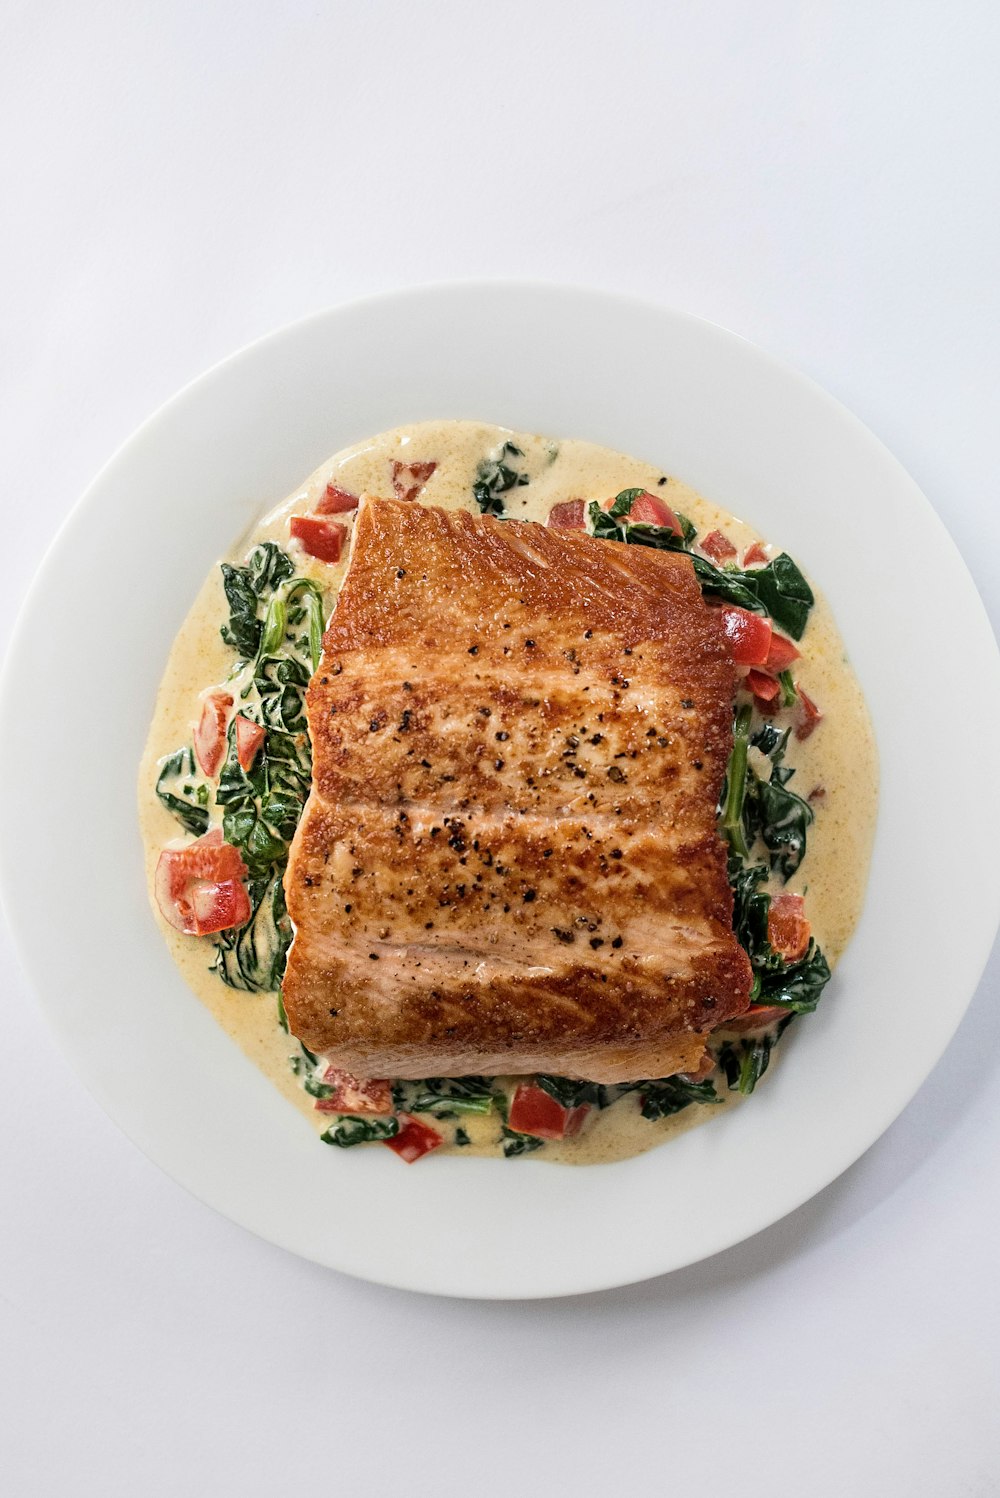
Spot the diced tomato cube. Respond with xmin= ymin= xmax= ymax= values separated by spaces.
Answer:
xmin=290 ymin=514 xmax=347 ymax=563
xmin=188 ymin=877 xmax=250 ymax=933
xmin=507 ymin=1083 xmax=590 ymax=1141
xmin=317 ymin=484 xmax=359 ymax=515
xmin=743 ymin=541 xmax=769 ymax=566
xmin=719 ymin=606 xmax=773 ymax=666
xmin=155 ymin=829 xmax=251 ymax=937
xmin=700 ymin=529 xmax=737 ymax=561
xmin=764 ymin=632 xmax=801 ymax=673
xmin=767 ymin=893 xmax=811 ymax=963
xmin=235 ymin=715 xmax=265 ymax=772
xmin=547 ymin=499 xmax=586 ymax=530
xmin=384 ymin=1113 xmax=443 ymax=1163
xmin=317 ymin=1068 xmax=393 ymax=1115
xmin=747 ymin=668 xmax=781 ymax=702
xmin=193 ymin=690 xmax=233 ymax=777
xmin=725 ymin=1004 xmax=790 ymax=1032
xmin=795 ymin=686 xmax=823 ymax=740
xmin=390 ymin=460 xmax=437 ymax=502
xmin=627 ymin=491 xmax=682 ymax=534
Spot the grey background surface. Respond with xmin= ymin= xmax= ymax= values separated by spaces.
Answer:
xmin=2 ymin=3 xmax=998 ymax=1493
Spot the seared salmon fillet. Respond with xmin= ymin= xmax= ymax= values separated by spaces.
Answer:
xmin=282 ymin=497 xmax=752 ymax=1083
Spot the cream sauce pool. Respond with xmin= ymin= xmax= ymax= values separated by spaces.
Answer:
xmin=137 ymin=421 xmax=878 ymax=1164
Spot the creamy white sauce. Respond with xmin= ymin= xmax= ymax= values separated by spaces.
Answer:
xmin=138 ymin=421 xmax=878 ymax=1165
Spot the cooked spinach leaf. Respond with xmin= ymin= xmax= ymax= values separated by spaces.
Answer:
xmin=303 ymin=1076 xmax=334 ymax=1100
xmin=220 ymin=563 xmax=262 ymax=657
xmin=720 ymin=704 xmax=753 ymax=859
xmin=220 ymin=542 xmax=295 ymax=657
xmin=743 ymin=769 xmax=813 ymax=881
xmin=628 ymin=520 xmax=695 ymax=552
xmin=692 ymin=552 xmax=814 ymax=640
xmin=535 ymin=1075 xmax=609 ymax=1109
xmin=586 ymin=498 xmax=695 ymax=552
xmin=155 ymin=747 xmax=210 ymax=836
xmin=750 ymin=722 xmax=783 ymax=758
xmin=635 ymin=1075 xmax=721 ymax=1119
xmin=217 ymin=726 xmax=311 ymax=880
xmin=608 ymin=487 xmax=646 ymax=517
xmin=718 ymin=1036 xmax=774 ymax=1096
xmin=321 ymin=1115 xmax=400 ymax=1148
xmin=501 ymin=1126 xmax=545 ymax=1157
xmin=405 ymin=1076 xmax=495 ymax=1117
xmin=778 ymin=670 xmax=798 ymax=707
xmin=473 ymin=441 xmax=530 ymax=517
xmin=247 ymin=540 xmax=295 ymax=597
xmin=757 ymin=943 xmax=831 ymax=1012
xmin=210 ymin=872 xmax=292 ymax=992
xmin=587 ymin=500 xmax=621 ymax=540
xmin=728 ymin=856 xmax=772 ymax=967
xmin=253 ymin=655 xmax=311 ymax=734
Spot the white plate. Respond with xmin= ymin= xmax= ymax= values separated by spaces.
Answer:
xmin=2 ymin=284 xmax=998 ymax=1299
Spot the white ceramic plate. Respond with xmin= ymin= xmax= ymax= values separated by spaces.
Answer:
xmin=2 ymin=284 xmax=998 ymax=1299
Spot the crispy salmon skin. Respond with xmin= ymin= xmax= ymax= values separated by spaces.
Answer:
xmin=281 ymin=497 xmax=752 ymax=1082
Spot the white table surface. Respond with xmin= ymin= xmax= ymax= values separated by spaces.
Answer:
xmin=3 ymin=3 xmax=999 ymax=1493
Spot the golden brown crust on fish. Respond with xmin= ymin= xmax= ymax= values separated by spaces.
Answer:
xmin=282 ymin=497 xmax=752 ymax=1082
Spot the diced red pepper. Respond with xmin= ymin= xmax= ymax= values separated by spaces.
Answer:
xmin=767 ymin=893 xmax=811 ymax=963
xmin=700 ymin=529 xmax=737 ymax=561
xmin=155 ymin=829 xmax=251 ymax=937
xmin=747 ymin=668 xmax=781 ymax=702
xmin=764 ymin=632 xmax=801 ymax=673
xmin=719 ymin=606 xmax=773 ymax=666
xmin=193 ymin=690 xmax=233 ymax=777
xmin=290 ymin=514 xmax=347 ymax=563
xmin=725 ymin=1004 xmax=790 ymax=1032
xmin=315 ymin=1068 xmax=393 ymax=1115
xmin=507 ymin=1084 xmax=590 ymax=1141
xmin=627 ymin=491 xmax=682 ymax=534
xmin=795 ymin=686 xmax=823 ymax=740
xmin=808 ymin=785 xmax=826 ymax=802
xmin=384 ymin=1113 xmax=443 ymax=1163
xmin=317 ymin=484 xmax=359 ymax=515
xmin=743 ymin=541 xmax=769 ymax=566
xmin=235 ymin=715 xmax=265 ymax=772
xmin=390 ymin=460 xmax=437 ymax=502
xmin=547 ymin=499 xmax=586 ymax=530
